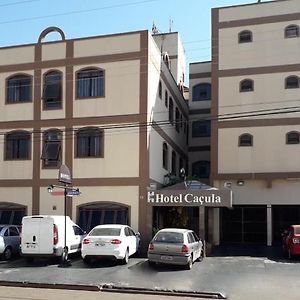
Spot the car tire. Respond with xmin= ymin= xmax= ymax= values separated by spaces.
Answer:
xmin=185 ymin=255 xmax=193 ymax=270
xmin=3 ymin=247 xmax=12 ymax=260
xmin=120 ymin=249 xmax=129 ymax=265
xmin=288 ymin=249 xmax=293 ymax=260
xmin=197 ymin=250 xmax=204 ymax=262
xmin=61 ymin=247 xmax=69 ymax=263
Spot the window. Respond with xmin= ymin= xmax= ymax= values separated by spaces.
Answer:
xmin=162 ymin=142 xmax=168 ymax=170
xmin=285 ymin=76 xmax=299 ymax=89
xmin=238 ymin=30 xmax=252 ymax=43
xmin=175 ymin=107 xmax=180 ymax=132
xmin=41 ymin=130 xmax=62 ymax=168
xmin=76 ymin=68 xmax=104 ymax=98
xmin=169 ymin=97 xmax=174 ymax=125
xmin=192 ymin=161 xmax=210 ymax=179
xmin=239 ymin=133 xmax=253 ymax=147
xmin=165 ymin=90 xmax=168 ymax=107
xmin=5 ymin=131 xmax=30 ymax=160
xmin=171 ymin=151 xmax=177 ymax=176
xmin=76 ymin=127 xmax=103 ymax=158
xmin=6 ymin=74 xmax=32 ymax=103
xmin=43 ymin=71 xmax=62 ymax=109
xmin=285 ymin=25 xmax=299 ymax=38
xmin=192 ymin=120 xmax=211 ymax=137
xmin=240 ymin=79 xmax=254 ymax=92
xmin=286 ymin=131 xmax=300 ymax=144
xmin=192 ymin=83 xmax=211 ymax=101
xmin=158 ymin=81 xmax=162 ymax=99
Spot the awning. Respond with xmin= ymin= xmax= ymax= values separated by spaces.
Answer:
xmin=147 ymin=181 xmax=233 ymax=208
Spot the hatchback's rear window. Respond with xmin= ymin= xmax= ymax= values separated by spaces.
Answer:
xmin=294 ymin=227 xmax=300 ymax=234
xmin=154 ymin=232 xmax=184 ymax=243
xmin=89 ymin=228 xmax=121 ymax=236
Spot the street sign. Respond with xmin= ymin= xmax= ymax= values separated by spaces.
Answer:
xmin=66 ymin=189 xmax=81 ymax=197
xmin=58 ymin=164 xmax=71 ymax=184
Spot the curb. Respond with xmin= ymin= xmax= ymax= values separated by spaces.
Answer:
xmin=0 ymin=281 xmax=226 ymax=299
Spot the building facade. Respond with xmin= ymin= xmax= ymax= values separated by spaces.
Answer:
xmin=0 ymin=27 xmax=188 ymax=250
xmin=211 ymin=0 xmax=300 ymax=246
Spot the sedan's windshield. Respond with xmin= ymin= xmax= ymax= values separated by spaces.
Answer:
xmin=89 ymin=228 xmax=121 ymax=236
xmin=154 ymin=232 xmax=184 ymax=243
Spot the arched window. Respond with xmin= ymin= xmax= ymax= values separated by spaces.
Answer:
xmin=41 ymin=129 xmax=62 ymax=168
xmin=285 ymin=76 xmax=299 ymax=89
xmin=5 ymin=131 xmax=31 ymax=160
xmin=76 ymin=127 xmax=104 ymax=157
xmin=162 ymin=52 xmax=171 ymax=69
xmin=164 ymin=90 xmax=168 ymax=107
xmin=240 ymin=79 xmax=254 ymax=92
xmin=158 ymin=81 xmax=162 ymax=99
xmin=192 ymin=161 xmax=210 ymax=179
xmin=239 ymin=133 xmax=253 ymax=147
xmin=162 ymin=142 xmax=168 ymax=170
xmin=6 ymin=74 xmax=32 ymax=103
xmin=238 ymin=30 xmax=252 ymax=43
xmin=76 ymin=68 xmax=104 ymax=98
xmin=285 ymin=25 xmax=299 ymax=38
xmin=169 ymin=97 xmax=174 ymax=125
xmin=171 ymin=151 xmax=177 ymax=176
xmin=192 ymin=83 xmax=211 ymax=101
xmin=43 ymin=70 xmax=62 ymax=109
xmin=175 ymin=107 xmax=180 ymax=132
xmin=286 ymin=131 xmax=300 ymax=144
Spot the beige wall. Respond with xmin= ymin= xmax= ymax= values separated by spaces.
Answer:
xmin=42 ymin=42 xmax=66 ymax=61
xmin=0 ymin=45 xmax=34 ymax=66
xmin=215 ymin=179 xmax=300 ymax=206
xmin=219 ymin=0 xmax=300 ymax=23
xmin=218 ymin=125 xmax=300 ymax=174
xmin=219 ymin=20 xmax=300 ymax=70
xmin=71 ymin=186 xmax=139 ymax=231
xmin=72 ymin=127 xmax=139 ymax=179
xmin=74 ymin=34 xmax=140 ymax=58
xmin=219 ymin=71 xmax=300 ymax=118
xmin=73 ymin=60 xmax=140 ymax=118
xmin=0 ymin=71 xmax=34 ymax=122
xmin=0 ymin=187 xmax=32 ymax=214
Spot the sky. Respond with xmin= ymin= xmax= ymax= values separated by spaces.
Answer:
xmin=0 ymin=0 xmax=269 ymax=65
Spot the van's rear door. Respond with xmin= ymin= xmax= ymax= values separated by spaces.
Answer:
xmin=21 ymin=217 xmax=54 ymax=254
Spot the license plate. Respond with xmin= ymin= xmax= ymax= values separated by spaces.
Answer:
xmin=95 ymin=242 xmax=105 ymax=247
xmin=161 ymin=255 xmax=173 ymax=261
xmin=26 ymin=244 xmax=36 ymax=249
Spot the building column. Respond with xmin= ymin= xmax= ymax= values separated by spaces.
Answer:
xmin=213 ymin=208 xmax=220 ymax=246
xmin=267 ymin=204 xmax=272 ymax=246
xmin=199 ymin=207 xmax=205 ymax=240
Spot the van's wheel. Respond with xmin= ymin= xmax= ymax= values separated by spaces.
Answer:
xmin=3 ymin=247 xmax=12 ymax=260
xmin=120 ymin=249 xmax=129 ymax=265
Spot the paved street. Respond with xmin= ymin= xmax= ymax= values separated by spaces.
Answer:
xmin=0 ymin=252 xmax=299 ymax=300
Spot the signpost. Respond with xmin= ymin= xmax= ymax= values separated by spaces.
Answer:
xmin=47 ymin=164 xmax=81 ymax=268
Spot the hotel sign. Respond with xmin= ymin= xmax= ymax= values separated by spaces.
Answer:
xmin=147 ymin=189 xmax=232 ymax=207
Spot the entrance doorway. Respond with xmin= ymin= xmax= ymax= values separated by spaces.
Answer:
xmin=152 ymin=206 xmax=199 ymax=237
xmin=0 ymin=203 xmax=26 ymax=225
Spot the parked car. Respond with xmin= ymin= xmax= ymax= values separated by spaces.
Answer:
xmin=0 ymin=225 xmax=21 ymax=260
xmin=148 ymin=228 xmax=203 ymax=270
xmin=21 ymin=215 xmax=85 ymax=261
xmin=81 ymin=224 xmax=140 ymax=265
xmin=282 ymin=224 xmax=300 ymax=259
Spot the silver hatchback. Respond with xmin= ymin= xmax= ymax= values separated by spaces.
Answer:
xmin=0 ymin=225 xmax=21 ymax=260
xmin=147 ymin=228 xmax=203 ymax=270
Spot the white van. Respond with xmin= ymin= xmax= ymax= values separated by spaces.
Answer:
xmin=21 ymin=215 xmax=85 ymax=260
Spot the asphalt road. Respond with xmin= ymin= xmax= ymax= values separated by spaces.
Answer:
xmin=0 ymin=253 xmax=299 ymax=300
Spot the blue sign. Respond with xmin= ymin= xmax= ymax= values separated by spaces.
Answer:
xmin=66 ymin=189 xmax=81 ymax=196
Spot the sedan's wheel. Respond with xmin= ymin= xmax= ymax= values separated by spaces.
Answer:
xmin=185 ymin=255 xmax=193 ymax=270
xmin=121 ymin=249 xmax=129 ymax=265
xmin=197 ymin=250 xmax=204 ymax=262
xmin=288 ymin=249 xmax=293 ymax=260
xmin=3 ymin=247 xmax=12 ymax=260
